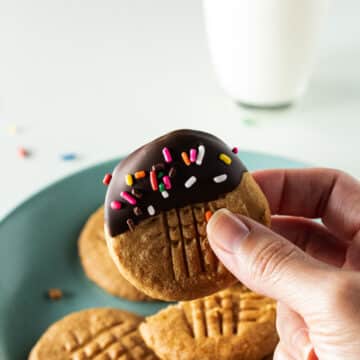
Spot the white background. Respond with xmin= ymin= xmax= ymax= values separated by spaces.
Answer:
xmin=0 ymin=0 xmax=359 ymax=220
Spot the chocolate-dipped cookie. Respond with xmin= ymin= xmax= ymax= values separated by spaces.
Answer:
xmin=104 ymin=129 xmax=270 ymax=301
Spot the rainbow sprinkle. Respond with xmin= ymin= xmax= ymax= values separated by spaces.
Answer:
xmin=134 ymin=170 xmax=146 ymax=179
xmin=169 ymin=167 xmax=176 ymax=178
xmin=205 ymin=211 xmax=213 ymax=222
xmin=181 ymin=152 xmax=191 ymax=166
xmin=163 ymin=175 xmax=171 ymax=190
xmin=190 ymin=148 xmax=197 ymax=163
xmin=185 ymin=176 xmax=197 ymax=188
xmin=103 ymin=173 xmax=112 ymax=186
xmin=125 ymin=174 xmax=133 ymax=186
xmin=213 ymin=174 xmax=227 ymax=183
xmin=150 ymin=171 xmax=158 ymax=191
xmin=131 ymin=188 xmax=143 ymax=198
xmin=126 ymin=218 xmax=135 ymax=231
xmin=147 ymin=205 xmax=155 ymax=216
xmin=120 ymin=191 xmax=137 ymax=205
xmin=196 ymin=145 xmax=205 ymax=165
xmin=111 ymin=201 xmax=122 ymax=210
xmin=219 ymin=153 xmax=232 ymax=165
xmin=162 ymin=147 xmax=172 ymax=163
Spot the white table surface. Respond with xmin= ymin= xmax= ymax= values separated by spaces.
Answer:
xmin=0 ymin=0 xmax=359 ymax=221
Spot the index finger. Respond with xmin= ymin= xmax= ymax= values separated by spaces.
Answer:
xmin=252 ymin=168 xmax=360 ymax=242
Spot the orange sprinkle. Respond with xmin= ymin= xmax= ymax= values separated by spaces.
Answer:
xmin=181 ymin=152 xmax=191 ymax=166
xmin=205 ymin=211 xmax=213 ymax=223
xmin=134 ymin=170 xmax=146 ymax=179
xmin=47 ymin=288 xmax=63 ymax=300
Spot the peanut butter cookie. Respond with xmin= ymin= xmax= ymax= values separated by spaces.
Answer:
xmin=104 ymin=129 xmax=270 ymax=301
xmin=79 ymin=207 xmax=152 ymax=301
xmin=29 ymin=308 xmax=158 ymax=360
xmin=140 ymin=287 xmax=277 ymax=360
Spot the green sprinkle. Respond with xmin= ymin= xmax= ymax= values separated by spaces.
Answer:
xmin=159 ymin=183 xmax=165 ymax=192
xmin=157 ymin=171 xmax=164 ymax=179
xmin=242 ymin=118 xmax=257 ymax=127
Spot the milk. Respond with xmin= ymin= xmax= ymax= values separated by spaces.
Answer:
xmin=203 ymin=0 xmax=329 ymax=107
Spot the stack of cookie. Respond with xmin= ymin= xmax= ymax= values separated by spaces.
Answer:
xmin=29 ymin=130 xmax=279 ymax=359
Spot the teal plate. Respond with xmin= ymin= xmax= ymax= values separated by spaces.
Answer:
xmin=0 ymin=151 xmax=306 ymax=360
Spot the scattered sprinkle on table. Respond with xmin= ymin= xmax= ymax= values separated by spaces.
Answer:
xmin=47 ymin=288 xmax=63 ymax=301
xmin=18 ymin=147 xmax=29 ymax=158
xmin=242 ymin=118 xmax=257 ymax=127
xmin=7 ymin=124 xmax=18 ymax=135
xmin=60 ymin=153 xmax=77 ymax=161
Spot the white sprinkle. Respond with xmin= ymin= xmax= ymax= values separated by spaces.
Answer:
xmin=147 ymin=205 xmax=155 ymax=216
xmin=185 ymin=176 xmax=197 ymax=188
xmin=161 ymin=190 xmax=169 ymax=198
xmin=196 ymin=145 xmax=205 ymax=165
xmin=213 ymin=174 xmax=228 ymax=183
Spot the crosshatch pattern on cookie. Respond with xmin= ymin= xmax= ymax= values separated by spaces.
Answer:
xmin=150 ymin=193 xmax=246 ymax=282
xmin=29 ymin=309 xmax=158 ymax=360
xmin=62 ymin=320 xmax=157 ymax=360
xmin=139 ymin=288 xmax=278 ymax=360
xmin=181 ymin=290 xmax=276 ymax=339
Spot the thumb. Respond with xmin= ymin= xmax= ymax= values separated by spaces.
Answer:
xmin=207 ymin=208 xmax=333 ymax=314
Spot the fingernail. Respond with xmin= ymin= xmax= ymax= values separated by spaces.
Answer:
xmin=207 ymin=208 xmax=250 ymax=253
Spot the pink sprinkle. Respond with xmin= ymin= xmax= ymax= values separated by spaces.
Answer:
xmin=111 ymin=201 xmax=122 ymax=210
xmin=189 ymin=148 xmax=197 ymax=163
xmin=120 ymin=191 xmax=137 ymax=205
xmin=18 ymin=147 xmax=29 ymax=158
xmin=162 ymin=147 xmax=172 ymax=163
xmin=163 ymin=175 xmax=172 ymax=190
xmin=232 ymin=147 xmax=238 ymax=154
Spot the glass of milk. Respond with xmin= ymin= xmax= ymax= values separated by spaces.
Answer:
xmin=203 ymin=0 xmax=329 ymax=108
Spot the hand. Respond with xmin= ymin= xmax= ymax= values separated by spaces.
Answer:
xmin=207 ymin=168 xmax=360 ymax=360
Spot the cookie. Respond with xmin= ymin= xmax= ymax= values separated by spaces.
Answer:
xmin=139 ymin=287 xmax=277 ymax=360
xmin=104 ymin=129 xmax=270 ymax=301
xmin=29 ymin=308 xmax=158 ymax=360
xmin=78 ymin=207 xmax=152 ymax=301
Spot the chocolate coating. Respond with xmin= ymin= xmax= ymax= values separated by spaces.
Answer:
xmin=105 ymin=129 xmax=247 ymax=236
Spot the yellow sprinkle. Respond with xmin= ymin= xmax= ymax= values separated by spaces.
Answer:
xmin=7 ymin=125 xmax=17 ymax=135
xmin=125 ymin=174 xmax=133 ymax=186
xmin=219 ymin=153 xmax=232 ymax=165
